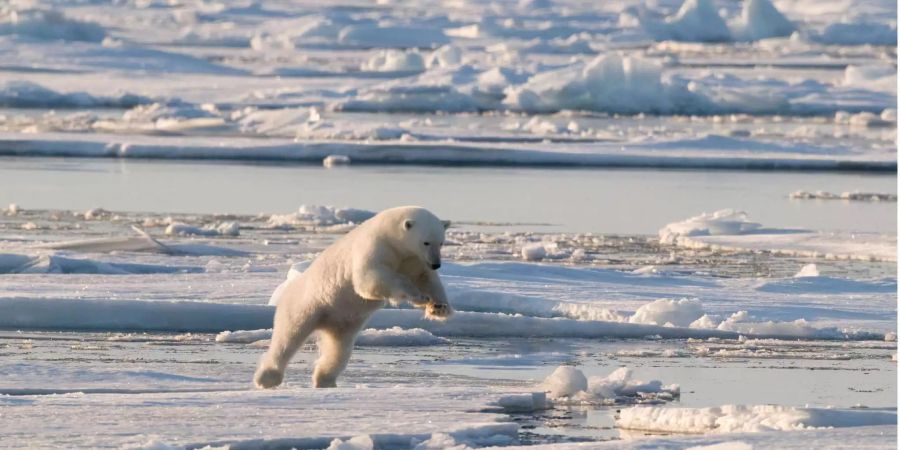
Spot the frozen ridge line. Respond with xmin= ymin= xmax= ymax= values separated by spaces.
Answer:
xmin=0 ymin=132 xmax=894 ymax=172
xmin=0 ymin=298 xmax=885 ymax=341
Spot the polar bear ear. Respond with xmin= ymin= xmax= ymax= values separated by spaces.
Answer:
xmin=441 ymin=220 xmax=451 ymax=230
xmin=403 ymin=219 xmax=414 ymax=230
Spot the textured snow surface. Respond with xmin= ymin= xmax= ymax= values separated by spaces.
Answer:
xmin=0 ymin=0 xmax=894 ymax=169
xmin=660 ymin=209 xmax=897 ymax=261
xmin=617 ymin=404 xmax=897 ymax=433
xmin=1 ymin=386 xmax=518 ymax=449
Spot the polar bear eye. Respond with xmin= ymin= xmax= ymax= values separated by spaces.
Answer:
xmin=424 ymin=242 xmax=431 ymax=246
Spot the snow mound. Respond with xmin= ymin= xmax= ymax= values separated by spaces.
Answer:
xmin=0 ymin=253 xmax=201 ymax=275
xmin=794 ymin=264 xmax=819 ymax=278
xmin=730 ymin=0 xmax=795 ymax=41
xmin=659 ymin=209 xmax=761 ymax=245
xmin=338 ymin=24 xmax=449 ymax=48
xmin=361 ymin=50 xmax=426 ymax=73
xmin=356 ymin=327 xmax=450 ymax=346
xmin=268 ymin=205 xmax=375 ymax=228
xmin=215 ymin=328 xmax=272 ymax=343
xmin=232 ymin=106 xmax=319 ymax=137
xmin=323 ymin=154 xmax=351 ymax=167
xmin=629 ymin=298 xmax=704 ymax=328
xmin=165 ymin=222 xmax=239 ymax=237
xmin=842 ymin=65 xmax=898 ymax=93
xmin=506 ymin=54 xmax=675 ymax=115
xmin=659 ymin=209 xmax=896 ymax=262
xmin=0 ymin=81 xmax=150 ymax=108
xmin=641 ymin=0 xmax=731 ymax=42
xmin=0 ymin=8 xmax=105 ymax=42
xmin=814 ymin=22 xmax=897 ymax=46
xmin=541 ymin=366 xmax=587 ymax=398
xmin=630 ymin=0 xmax=793 ymax=42
xmin=94 ymin=103 xmax=226 ymax=133
xmin=790 ymin=190 xmax=898 ymax=202
xmin=617 ymin=405 xmax=897 ymax=434
xmin=540 ymin=366 xmax=679 ymax=404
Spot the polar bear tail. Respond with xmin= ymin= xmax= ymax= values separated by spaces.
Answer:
xmin=254 ymin=366 xmax=284 ymax=389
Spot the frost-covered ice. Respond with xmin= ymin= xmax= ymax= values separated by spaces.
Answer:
xmin=165 ymin=221 xmax=239 ymax=237
xmin=216 ymin=327 xmax=449 ymax=347
xmin=0 ymin=0 xmax=894 ymax=169
xmin=0 ymin=0 xmax=896 ymax=445
xmin=660 ymin=209 xmax=897 ymax=261
xmin=790 ymin=190 xmax=897 ymax=202
xmin=540 ymin=366 xmax=679 ymax=404
xmin=268 ymin=205 xmax=376 ymax=229
xmin=617 ymin=404 xmax=897 ymax=434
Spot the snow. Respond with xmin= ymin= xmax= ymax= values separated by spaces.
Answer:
xmin=361 ymin=50 xmax=426 ymax=73
xmin=794 ymin=264 xmax=820 ymax=278
xmin=539 ymin=366 xmax=680 ymax=403
xmin=165 ymin=222 xmax=239 ymax=237
xmin=0 ymin=253 xmax=202 ymax=275
xmin=520 ymin=243 xmax=547 ymax=261
xmin=617 ymin=404 xmax=897 ymax=434
xmin=730 ymin=0 xmax=796 ymax=41
xmin=268 ymin=205 xmax=376 ymax=229
xmin=0 ymin=7 xmax=106 ymax=42
xmin=1 ymin=131 xmax=894 ymax=171
xmin=628 ymin=298 xmax=705 ymax=328
xmin=0 ymin=0 xmax=896 ymax=445
xmin=790 ymin=190 xmax=898 ymax=202
xmin=660 ymin=209 xmax=897 ymax=262
xmin=217 ymin=327 xmax=449 ymax=346
xmin=659 ymin=209 xmax=762 ymax=243
xmin=540 ymin=366 xmax=587 ymax=398
xmin=323 ymin=154 xmax=351 ymax=168
xmin=1 ymin=385 xmax=519 ymax=449
xmin=0 ymin=81 xmax=149 ymax=109
xmin=355 ymin=327 xmax=450 ymax=346
xmin=842 ymin=65 xmax=898 ymax=94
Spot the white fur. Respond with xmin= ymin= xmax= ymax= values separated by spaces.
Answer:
xmin=254 ymin=206 xmax=452 ymax=389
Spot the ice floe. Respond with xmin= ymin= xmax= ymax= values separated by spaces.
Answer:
xmin=216 ymin=327 xmax=449 ymax=347
xmin=540 ymin=365 xmax=679 ymax=404
xmin=617 ymin=404 xmax=897 ymax=434
xmin=0 ymin=81 xmax=150 ymax=109
xmin=660 ymin=209 xmax=897 ymax=261
xmin=268 ymin=205 xmax=376 ymax=229
xmin=0 ymin=253 xmax=202 ymax=275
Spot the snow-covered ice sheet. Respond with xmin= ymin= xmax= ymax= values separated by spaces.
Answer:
xmin=500 ymin=425 xmax=898 ymax=449
xmin=0 ymin=0 xmax=895 ymax=169
xmin=616 ymin=404 xmax=896 ymax=433
xmin=0 ymin=386 xmax=518 ymax=449
xmin=660 ymin=209 xmax=897 ymax=261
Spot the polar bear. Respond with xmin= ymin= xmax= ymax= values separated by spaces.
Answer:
xmin=254 ymin=206 xmax=452 ymax=389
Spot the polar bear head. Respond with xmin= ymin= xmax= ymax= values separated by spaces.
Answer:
xmin=385 ymin=206 xmax=450 ymax=270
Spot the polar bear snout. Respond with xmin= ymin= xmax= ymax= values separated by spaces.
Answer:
xmin=430 ymin=263 xmax=441 ymax=270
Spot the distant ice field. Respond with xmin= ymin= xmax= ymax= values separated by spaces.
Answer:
xmin=0 ymin=0 xmax=895 ymax=169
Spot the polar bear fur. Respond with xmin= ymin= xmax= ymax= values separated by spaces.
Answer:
xmin=254 ymin=206 xmax=452 ymax=389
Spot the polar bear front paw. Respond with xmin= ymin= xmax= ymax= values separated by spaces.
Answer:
xmin=425 ymin=302 xmax=453 ymax=321
xmin=404 ymin=293 xmax=432 ymax=307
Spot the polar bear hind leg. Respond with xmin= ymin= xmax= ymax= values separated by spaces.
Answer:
xmin=312 ymin=326 xmax=359 ymax=388
xmin=254 ymin=307 xmax=319 ymax=389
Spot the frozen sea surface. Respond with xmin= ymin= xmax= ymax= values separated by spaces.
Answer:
xmin=0 ymin=0 xmax=897 ymax=447
xmin=0 ymin=188 xmax=895 ymax=448
xmin=0 ymin=0 xmax=895 ymax=170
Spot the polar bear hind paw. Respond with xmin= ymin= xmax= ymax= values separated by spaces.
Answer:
xmin=254 ymin=367 xmax=284 ymax=389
